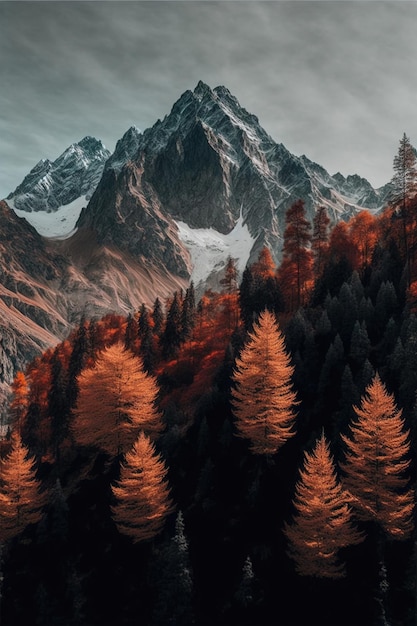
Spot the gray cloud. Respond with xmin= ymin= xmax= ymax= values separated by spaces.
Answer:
xmin=1 ymin=1 xmax=417 ymax=197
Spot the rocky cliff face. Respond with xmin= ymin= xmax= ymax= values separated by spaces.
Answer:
xmin=79 ymin=81 xmax=389 ymax=270
xmin=7 ymin=137 xmax=111 ymax=212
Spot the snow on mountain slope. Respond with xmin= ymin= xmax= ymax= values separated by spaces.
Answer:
xmin=176 ymin=211 xmax=254 ymax=287
xmin=9 ymin=195 xmax=86 ymax=238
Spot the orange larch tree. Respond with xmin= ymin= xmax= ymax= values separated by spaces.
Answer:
xmin=9 ymin=371 xmax=29 ymax=433
xmin=284 ymin=433 xmax=362 ymax=578
xmin=73 ymin=342 xmax=163 ymax=457
xmin=231 ymin=310 xmax=298 ymax=455
xmin=348 ymin=211 xmax=378 ymax=272
xmin=340 ymin=374 xmax=414 ymax=538
xmin=0 ymin=432 xmax=46 ymax=542
xmin=111 ymin=432 xmax=173 ymax=543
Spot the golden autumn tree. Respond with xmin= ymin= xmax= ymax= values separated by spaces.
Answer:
xmin=348 ymin=210 xmax=378 ymax=272
xmin=111 ymin=432 xmax=173 ymax=543
xmin=231 ymin=310 xmax=298 ymax=455
xmin=9 ymin=371 xmax=29 ymax=432
xmin=284 ymin=433 xmax=362 ymax=578
xmin=73 ymin=342 xmax=163 ymax=457
xmin=340 ymin=374 xmax=414 ymax=538
xmin=0 ymin=432 xmax=46 ymax=542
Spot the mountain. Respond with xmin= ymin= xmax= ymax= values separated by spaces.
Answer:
xmin=0 ymin=81 xmax=393 ymax=413
xmin=7 ymin=136 xmax=111 ymax=213
xmin=77 ymin=81 xmax=389 ymax=284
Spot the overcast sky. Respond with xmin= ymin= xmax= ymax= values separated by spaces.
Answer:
xmin=1 ymin=1 xmax=417 ymax=198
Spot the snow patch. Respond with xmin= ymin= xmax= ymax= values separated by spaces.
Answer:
xmin=9 ymin=196 xmax=87 ymax=239
xmin=176 ymin=212 xmax=254 ymax=286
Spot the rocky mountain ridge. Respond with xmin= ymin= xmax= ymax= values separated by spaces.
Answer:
xmin=7 ymin=136 xmax=111 ymax=213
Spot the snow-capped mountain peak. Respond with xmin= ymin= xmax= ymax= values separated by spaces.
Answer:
xmin=6 ymin=136 xmax=111 ymax=214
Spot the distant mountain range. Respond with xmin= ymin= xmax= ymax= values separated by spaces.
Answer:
xmin=1 ymin=80 xmax=393 ymax=411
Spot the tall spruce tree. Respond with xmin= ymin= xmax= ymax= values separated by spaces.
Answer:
xmin=277 ymin=199 xmax=313 ymax=310
xmin=391 ymin=133 xmax=417 ymax=283
xmin=0 ymin=432 xmax=46 ymax=542
xmin=284 ymin=433 xmax=362 ymax=578
xmin=231 ymin=310 xmax=298 ymax=455
xmin=340 ymin=374 xmax=414 ymax=538
xmin=111 ymin=432 xmax=173 ymax=543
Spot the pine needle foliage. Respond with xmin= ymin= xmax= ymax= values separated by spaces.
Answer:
xmin=284 ymin=433 xmax=362 ymax=579
xmin=111 ymin=432 xmax=173 ymax=543
xmin=340 ymin=374 xmax=414 ymax=538
xmin=73 ymin=342 xmax=163 ymax=457
xmin=0 ymin=432 xmax=46 ymax=542
xmin=231 ymin=310 xmax=298 ymax=455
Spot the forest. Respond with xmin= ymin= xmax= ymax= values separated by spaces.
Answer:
xmin=1 ymin=136 xmax=417 ymax=626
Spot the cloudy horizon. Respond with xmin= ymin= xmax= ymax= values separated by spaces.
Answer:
xmin=2 ymin=1 xmax=417 ymax=198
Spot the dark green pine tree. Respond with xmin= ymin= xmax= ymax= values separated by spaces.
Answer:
xmin=181 ymin=282 xmax=196 ymax=340
xmin=239 ymin=266 xmax=255 ymax=330
xmin=149 ymin=511 xmax=194 ymax=625
xmin=68 ymin=320 xmax=90 ymax=409
xmin=152 ymin=297 xmax=164 ymax=337
xmin=349 ymin=320 xmax=370 ymax=371
xmin=48 ymin=349 xmax=70 ymax=470
xmin=399 ymin=314 xmax=417 ymax=409
xmin=233 ymin=555 xmax=260 ymax=621
xmin=125 ymin=312 xmax=139 ymax=351
xmin=160 ymin=292 xmax=183 ymax=359
xmin=139 ymin=304 xmax=155 ymax=372
xmin=317 ymin=334 xmax=346 ymax=424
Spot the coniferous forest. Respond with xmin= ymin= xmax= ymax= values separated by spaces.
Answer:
xmin=2 ymin=139 xmax=417 ymax=625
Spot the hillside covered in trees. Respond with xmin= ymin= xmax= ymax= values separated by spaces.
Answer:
xmin=1 ymin=137 xmax=417 ymax=626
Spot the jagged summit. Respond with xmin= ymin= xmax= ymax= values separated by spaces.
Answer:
xmin=7 ymin=137 xmax=111 ymax=213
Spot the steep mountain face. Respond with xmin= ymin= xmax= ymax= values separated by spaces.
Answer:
xmin=1 ymin=81 xmax=393 ymax=414
xmin=78 ymin=81 xmax=389 ymax=276
xmin=7 ymin=137 xmax=111 ymax=212
xmin=0 ymin=197 xmax=187 ymax=414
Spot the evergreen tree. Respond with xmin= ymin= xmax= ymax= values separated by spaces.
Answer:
xmin=160 ymin=292 xmax=183 ymax=359
xmin=284 ymin=433 xmax=362 ymax=578
xmin=124 ymin=312 xmax=139 ymax=351
xmin=0 ymin=432 xmax=45 ymax=542
xmin=150 ymin=511 xmax=194 ymax=625
xmin=48 ymin=348 xmax=70 ymax=468
xmin=111 ymin=432 xmax=173 ymax=543
xmin=220 ymin=256 xmax=239 ymax=294
xmin=390 ymin=133 xmax=417 ymax=283
xmin=312 ymin=205 xmax=330 ymax=278
xmin=340 ymin=374 xmax=414 ymax=538
xmin=139 ymin=304 xmax=155 ymax=372
xmin=349 ymin=320 xmax=370 ymax=371
xmin=231 ymin=310 xmax=298 ymax=455
xmin=73 ymin=343 xmax=163 ymax=457
xmin=181 ymin=282 xmax=196 ymax=340
xmin=152 ymin=297 xmax=164 ymax=337
xmin=277 ymin=199 xmax=313 ymax=310
xmin=68 ymin=320 xmax=90 ymax=409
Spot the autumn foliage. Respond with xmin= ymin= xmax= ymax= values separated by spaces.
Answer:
xmin=284 ymin=433 xmax=362 ymax=579
xmin=111 ymin=432 xmax=173 ymax=543
xmin=231 ymin=310 xmax=298 ymax=455
xmin=3 ymin=185 xmax=417 ymax=625
xmin=341 ymin=374 xmax=414 ymax=538
xmin=73 ymin=342 xmax=163 ymax=456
